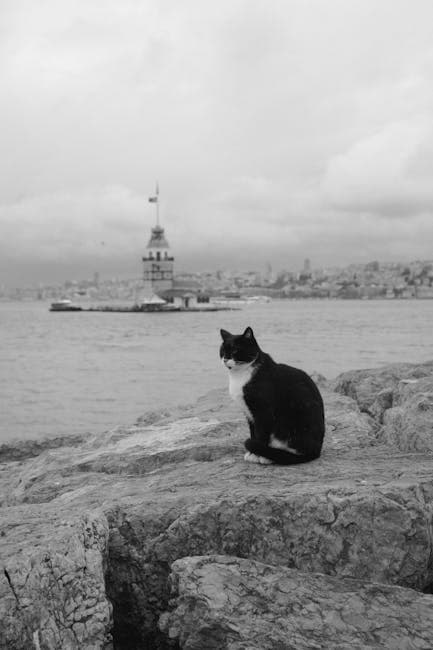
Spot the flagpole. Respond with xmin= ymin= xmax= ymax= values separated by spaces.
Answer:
xmin=148 ymin=183 xmax=160 ymax=226
xmin=156 ymin=181 xmax=159 ymax=227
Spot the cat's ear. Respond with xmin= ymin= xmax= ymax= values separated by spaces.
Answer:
xmin=220 ymin=329 xmax=231 ymax=341
xmin=243 ymin=327 xmax=254 ymax=340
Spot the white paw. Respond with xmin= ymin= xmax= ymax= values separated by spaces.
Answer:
xmin=244 ymin=451 xmax=273 ymax=465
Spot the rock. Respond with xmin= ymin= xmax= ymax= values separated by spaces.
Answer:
xmin=369 ymin=387 xmax=394 ymax=423
xmin=2 ymin=416 xmax=244 ymax=506
xmin=0 ymin=509 xmax=112 ymax=650
xmin=1 ymin=362 xmax=433 ymax=648
xmin=332 ymin=360 xmax=433 ymax=415
xmin=333 ymin=362 xmax=433 ymax=452
xmin=0 ymin=433 xmax=87 ymax=462
xmin=381 ymin=376 xmax=433 ymax=452
xmin=160 ymin=555 xmax=433 ymax=650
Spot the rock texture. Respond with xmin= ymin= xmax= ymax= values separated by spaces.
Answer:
xmin=333 ymin=361 xmax=433 ymax=451
xmin=1 ymin=362 xmax=433 ymax=649
xmin=381 ymin=376 xmax=433 ymax=452
xmin=160 ymin=555 xmax=433 ymax=649
xmin=0 ymin=509 xmax=112 ymax=649
xmin=332 ymin=360 xmax=433 ymax=417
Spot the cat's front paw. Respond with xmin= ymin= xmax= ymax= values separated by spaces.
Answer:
xmin=244 ymin=451 xmax=273 ymax=465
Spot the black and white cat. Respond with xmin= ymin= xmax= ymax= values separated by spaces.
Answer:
xmin=220 ymin=326 xmax=325 ymax=465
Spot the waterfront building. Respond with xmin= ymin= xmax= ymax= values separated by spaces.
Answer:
xmin=161 ymin=273 xmax=210 ymax=309
xmin=140 ymin=186 xmax=208 ymax=309
xmin=142 ymin=185 xmax=174 ymax=295
xmin=142 ymin=223 xmax=174 ymax=293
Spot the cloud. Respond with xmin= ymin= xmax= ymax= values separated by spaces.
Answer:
xmin=2 ymin=0 xmax=433 ymax=284
xmin=0 ymin=186 xmax=146 ymax=262
xmin=321 ymin=120 xmax=433 ymax=217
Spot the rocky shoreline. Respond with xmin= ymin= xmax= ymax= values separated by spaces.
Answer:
xmin=2 ymin=360 xmax=433 ymax=649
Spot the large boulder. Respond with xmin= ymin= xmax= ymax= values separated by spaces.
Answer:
xmin=332 ymin=360 xmax=433 ymax=416
xmin=160 ymin=555 xmax=433 ymax=650
xmin=1 ymin=363 xmax=433 ymax=648
xmin=333 ymin=362 xmax=433 ymax=452
xmin=381 ymin=376 xmax=433 ymax=451
xmin=0 ymin=509 xmax=112 ymax=649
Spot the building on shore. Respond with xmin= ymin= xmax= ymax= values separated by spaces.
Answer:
xmin=142 ymin=223 xmax=174 ymax=294
xmin=140 ymin=189 xmax=209 ymax=309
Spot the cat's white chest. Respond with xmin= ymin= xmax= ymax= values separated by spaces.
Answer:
xmin=228 ymin=366 xmax=254 ymax=420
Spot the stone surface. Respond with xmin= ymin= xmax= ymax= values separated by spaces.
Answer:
xmin=0 ymin=509 xmax=112 ymax=650
xmin=1 ymin=362 xmax=433 ymax=648
xmin=160 ymin=555 xmax=433 ymax=650
xmin=333 ymin=362 xmax=433 ymax=452
xmin=332 ymin=360 xmax=433 ymax=415
xmin=381 ymin=376 xmax=433 ymax=452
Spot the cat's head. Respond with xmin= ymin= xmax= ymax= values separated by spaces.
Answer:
xmin=219 ymin=327 xmax=259 ymax=370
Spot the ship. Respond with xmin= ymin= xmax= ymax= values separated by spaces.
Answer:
xmin=50 ymin=299 xmax=83 ymax=312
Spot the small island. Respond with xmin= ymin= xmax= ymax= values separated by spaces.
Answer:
xmin=49 ymin=298 xmax=238 ymax=313
xmin=49 ymin=210 xmax=241 ymax=314
xmin=2 ymin=360 xmax=433 ymax=648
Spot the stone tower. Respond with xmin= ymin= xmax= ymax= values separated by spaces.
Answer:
xmin=142 ymin=204 xmax=174 ymax=295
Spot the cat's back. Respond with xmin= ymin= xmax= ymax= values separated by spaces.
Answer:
xmin=257 ymin=353 xmax=312 ymax=383
xmin=266 ymin=358 xmax=323 ymax=405
xmin=276 ymin=361 xmax=314 ymax=383
xmin=247 ymin=352 xmax=322 ymax=404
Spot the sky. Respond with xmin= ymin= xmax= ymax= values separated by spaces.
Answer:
xmin=1 ymin=0 xmax=433 ymax=286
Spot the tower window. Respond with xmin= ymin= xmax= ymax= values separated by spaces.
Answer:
xmin=156 ymin=251 xmax=161 ymax=261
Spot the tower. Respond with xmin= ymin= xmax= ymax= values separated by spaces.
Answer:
xmin=142 ymin=185 xmax=174 ymax=294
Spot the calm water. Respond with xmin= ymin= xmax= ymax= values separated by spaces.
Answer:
xmin=1 ymin=299 xmax=432 ymax=443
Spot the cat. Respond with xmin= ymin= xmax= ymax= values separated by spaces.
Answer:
xmin=220 ymin=326 xmax=325 ymax=465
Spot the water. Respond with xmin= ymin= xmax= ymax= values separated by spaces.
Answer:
xmin=1 ymin=299 xmax=432 ymax=443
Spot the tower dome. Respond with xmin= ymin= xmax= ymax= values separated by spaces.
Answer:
xmin=147 ymin=224 xmax=170 ymax=251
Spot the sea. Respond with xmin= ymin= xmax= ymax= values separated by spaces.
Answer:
xmin=1 ymin=299 xmax=433 ymax=444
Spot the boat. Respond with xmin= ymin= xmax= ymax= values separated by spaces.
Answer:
xmin=246 ymin=295 xmax=272 ymax=303
xmin=50 ymin=299 xmax=82 ymax=312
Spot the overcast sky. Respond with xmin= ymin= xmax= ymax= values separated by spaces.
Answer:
xmin=2 ymin=0 xmax=433 ymax=285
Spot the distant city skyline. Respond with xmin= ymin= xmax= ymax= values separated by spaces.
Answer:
xmin=2 ymin=1 xmax=433 ymax=286
xmin=3 ymin=256 xmax=432 ymax=294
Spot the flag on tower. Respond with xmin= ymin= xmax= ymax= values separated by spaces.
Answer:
xmin=149 ymin=181 xmax=159 ymax=202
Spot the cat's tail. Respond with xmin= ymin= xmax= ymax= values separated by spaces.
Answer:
xmin=244 ymin=439 xmax=321 ymax=465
